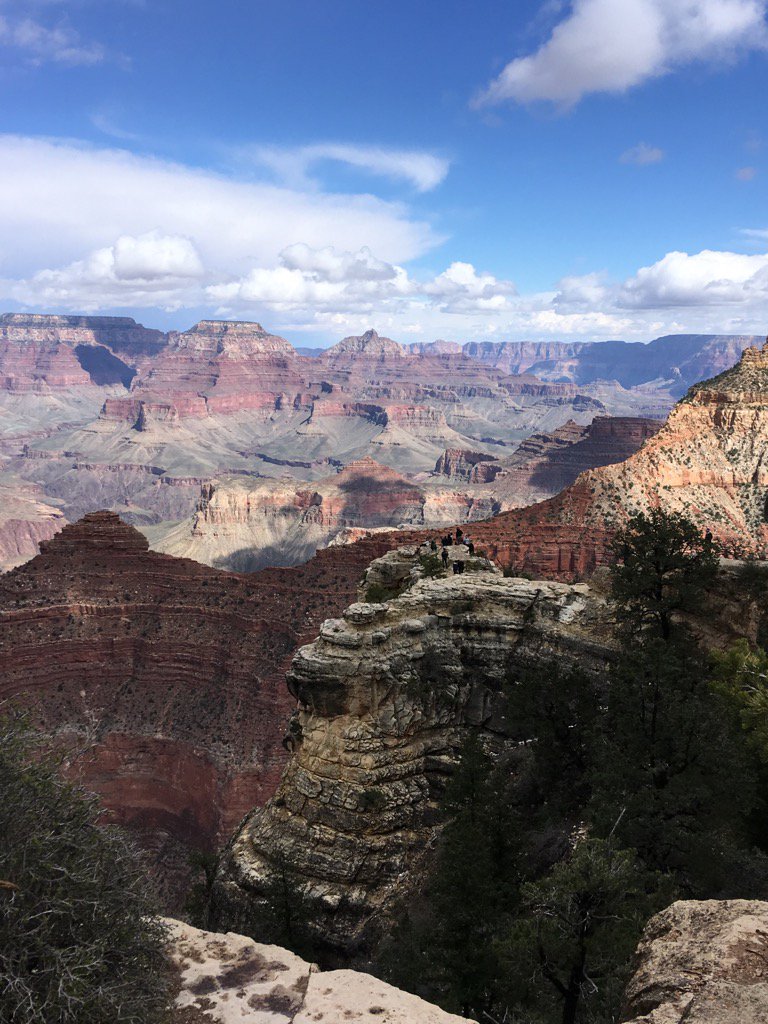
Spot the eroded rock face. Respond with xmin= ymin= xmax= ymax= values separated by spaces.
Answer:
xmin=622 ymin=900 xmax=768 ymax=1023
xmin=0 ymin=482 xmax=66 ymax=568
xmin=214 ymin=546 xmax=616 ymax=955
xmin=157 ymin=457 xmax=503 ymax=571
xmin=0 ymin=511 xmax=416 ymax=906
xmin=166 ymin=918 xmax=471 ymax=1023
xmin=463 ymin=335 xmax=762 ymax=395
xmin=467 ymin=342 xmax=768 ymax=578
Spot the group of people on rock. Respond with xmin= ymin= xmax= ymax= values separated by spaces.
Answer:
xmin=425 ymin=527 xmax=476 ymax=574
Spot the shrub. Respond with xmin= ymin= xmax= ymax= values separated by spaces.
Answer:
xmin=0 ymin=711 xmax=170 ymax=1024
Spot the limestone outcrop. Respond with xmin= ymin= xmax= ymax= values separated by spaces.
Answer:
xmin=622 ymin=900 xmax=768 ymax=1023
xmin=214 ymin=545 xmax=616 ymax=954
xmin=166 ymin=918 xmax=471 ymax=1023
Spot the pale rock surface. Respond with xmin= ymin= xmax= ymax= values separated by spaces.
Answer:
xmin=166 ymin=917 xmax=472 ymax=1023
xmin=622 ymin=900 xmax=768 ymax=1023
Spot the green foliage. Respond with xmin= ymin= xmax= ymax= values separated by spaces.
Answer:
xmin=610 ymin=508 xmax=719 ymax=640
xmin=378 ymin=509 xmax=768 ymax=1022
xmin=246 ymin=854 xmax=317 ymax=962
xmin=711 ymin=640 xmax=768 ymax=763
xmin=506 ymin=662 xmax=600 ymax=815
xmin=735 ymin=560 xmax=768 ymax=599
xmin=499 ymin=838 xmax=667 ymax=1024
xmin=418 ymin=553 xmax=445 ymax=578
xmin=360 ymin=787 xmax=386 ymax=812
xmin=379 ymin=734 xmax=522 ymax=1017
xmin=0 ymin=711 xmax=170 ymax=1024
xmin=365 ymin=581 xmax=402 ymax=603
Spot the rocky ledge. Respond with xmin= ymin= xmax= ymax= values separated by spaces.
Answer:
xmin=213 ymin=545 xmax=616 ymax=955
xmin=167 ymin=918 xmax=470 ymax=1023
xmin=622 ymin=900 xmax=768 ymax=1023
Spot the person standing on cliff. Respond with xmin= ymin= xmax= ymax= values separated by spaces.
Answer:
xmin=441 ymin=547 xmax=449 ymax=568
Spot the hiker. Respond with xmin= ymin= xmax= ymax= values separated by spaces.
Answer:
xmin=430 ymin=538 xmax=437 ymax=552
xmin=468 ymin=541 xmax=475 ymax=556
xmin=441 ymin=547 xmax=449 ymax=568
xmin=455 ymin=527 xmax=463 ymax=543
xmin=452 ymin=560 xmax=461 ymax=575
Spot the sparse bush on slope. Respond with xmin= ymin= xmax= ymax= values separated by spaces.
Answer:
xmin=0 ymin=711 xmax=171 ymax=1024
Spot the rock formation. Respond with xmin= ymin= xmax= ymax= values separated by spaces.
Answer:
xmin=464 ymin=334 xmax=763 ymax=395
xmin=157 ymin=457 xmax=503 ymax=571
xmin=214 ymin=540 xmax=759 ymax=957
xmin=0 ymin=482 xmax=66 ymax=568
xmin=0 ymin=313 xmax=760 ymax=576
xmin=466 ymin=342 xmax=768 ymax=578
xmin=434 ymin=416 xmax=662 ymax=504
xmin=214 ymin=544 xmax=617 ymax=954
xmin=0 ymin=511 xmax=415 ymax=905
xmin=622 ymin=900 xmax=768 ymax=1023
xmin=166 ymin=918 xmax=471 ymax=1023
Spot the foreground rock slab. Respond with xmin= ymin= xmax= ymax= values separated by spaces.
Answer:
xmin=166 ymin=918 xmax=471 ymax=1023
xmin=622 ymin=899 xmax=768 ymax=1023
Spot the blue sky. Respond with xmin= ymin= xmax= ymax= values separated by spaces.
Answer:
xmin=1 ymin=0 xmax=767 ymax=344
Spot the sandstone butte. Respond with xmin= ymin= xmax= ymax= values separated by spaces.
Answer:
xmin=213 ymin=545 xmax=761 ymax=957
xmin=464 ymin=340 xmax=768 ymax=579
xmin=0 ymin=511 xmax=423 ymax=905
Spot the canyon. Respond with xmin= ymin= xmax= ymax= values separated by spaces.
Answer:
xmin=0 ymin=313 xmax=753 ymax=573
xmin=463 ymin=340 xmax=768 ymax=579
xmin=212 ymin=543 xmax=758 ymax=956
xmin=0 ymin=510 xmax=424 ymax=905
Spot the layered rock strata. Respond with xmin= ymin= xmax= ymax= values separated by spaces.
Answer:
xmin=464 ymin=334 xmax=762 ymax=395
xmin=466 ymin=342 xmax=768 ymax=578
xmin=0 ymin=511 xmax=416 ymax=905
xmin=622 ymin=900 xmax=768 ymax=1023
xmin=157 ymin=457 xmax=501 ymax=571
xmin=166 ymin=918 xmax=471 ymax=1023
xmin=214 ymin=546 xmax=616 ymax=954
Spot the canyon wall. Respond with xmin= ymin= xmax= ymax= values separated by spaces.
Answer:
xmin=213 ymin=545 xmax=618 ymax=955
xmin=622 ymin=900 xmax=768 ymax=1024
xmin=465 ymin=342 xmax=768 ymax=579
xmin=214 ymin=542 xmax=758 ymax=957
xmin=0 ymin=511 xmax=417 ymax=905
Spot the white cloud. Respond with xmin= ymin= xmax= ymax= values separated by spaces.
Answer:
xmin=7 ymin=232 xmax=205 ymax=312
xmin=618 ymin=248 xmax=768 ymax=307
xmin=209 ymin=251 xmax=517 ymax=318
xmin=0 ymin=15 xmax=106 ymax=66
xmin=736 ymin=165 xmax=758 ymax=180
xmin=247 ymin=142 xmax=450 ymax=193
xmin=208 ymin=245 xmax=412 ymax=312
xmin=476 ymin=0 xmax=768 ymax=107
xmin=0 ymin=135 xmax=438 ymax=285
xmin=620 ymin=143 xmax=665 ymax=165
xmin=553 ymin=272 xmax=611 ymax=310
xmin=424 ymin=261 xmax=517 ymax=311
